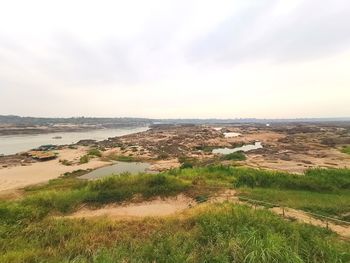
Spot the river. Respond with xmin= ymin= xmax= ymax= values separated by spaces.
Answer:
xmin=0 ymin=126 xmax=149 ymax=155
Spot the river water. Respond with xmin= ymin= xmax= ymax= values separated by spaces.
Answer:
xmin=0 ymin=127 xmax=149 ymax=155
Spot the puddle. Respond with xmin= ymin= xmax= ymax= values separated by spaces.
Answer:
xmin=212 ymin=142 xmax=263 ymax=154
xmin=80 ymin=162 xmax=151 ymax=180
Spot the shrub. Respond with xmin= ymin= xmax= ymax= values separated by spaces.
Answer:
xmin=222 ymin=151 xmax=246 ymax=161
xmin=59 ymin=159 xmax=72 ymax=166
xmin=341 ymin=146 xmax=350 ymax=155
xmin=180 ymin=162 xmax=193 ymax=169
xmin=88 ymin=148 xmax=102 ymax=157
xmin=79 ymin=155 xmax=90 ymax=164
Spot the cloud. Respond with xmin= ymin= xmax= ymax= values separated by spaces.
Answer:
xmin=187 ymin=0 xmax=350 ymax=65
xmin=0 ymin=0 xmax=349 ymax=118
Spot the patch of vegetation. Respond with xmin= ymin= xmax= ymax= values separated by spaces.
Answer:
xmin=0 ymin=203 xmax=349 ymax=262
xmin=222 ymin=151 xmax=246 ymax=161
xmin=238 ymin=188 xmax=350 ymax=219
xmin=0 ymin=173 xmax=189 ymax=222
xmin=341 ymin=145 xmax=350 ymax=155
xmin=59 ymin=159 xmax=72 ymax=166
xmin=88 ymin=148 xmax=102 ymax=157
xmin=79 ymin=154 xmax=90 ymax=164
xmin=234 ymin=168 xmax=350 ymax=192
xmin=166 ymin=166 xmax=350 ymax=218
xmin=1 ymin=165 xmax=350 ymax=261
xmin=178 ymin=156 xmax=198 ymax=169
xmin=194 ymin=145 xmax=216 ymax=152
xmin=109 ymin=154 xmax=140 ymax=162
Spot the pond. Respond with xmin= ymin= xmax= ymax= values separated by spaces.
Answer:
xmin=80 ymin=161 xmax=152 ymax=180
xmin=212 ymin=141 xmax=263 ymax=154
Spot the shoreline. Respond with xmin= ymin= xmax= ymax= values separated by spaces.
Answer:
xmin=1 ymin=123 xmax=350 ymax=193
xmin=0 ymin=126 xmax=150 ymax=156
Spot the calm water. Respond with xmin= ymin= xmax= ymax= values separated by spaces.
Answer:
xmin=0 ymin=127 xmax=149 ymax=155
xmin=80 ymin=162 xmax=151 ymax=180
xmin=212 ymin=141 xmax=263 ymax=154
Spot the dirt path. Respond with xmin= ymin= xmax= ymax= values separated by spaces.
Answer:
xmin=270 ymin=207 xmax=350 ymax=238
xmin=65 ymin=194 xmax=195 ymax=219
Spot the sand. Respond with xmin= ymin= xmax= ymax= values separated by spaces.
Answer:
xmin=66 ymin=194 xmax=195 ymax=219
xmin=0 ymin=147 xmax=111 ymax=192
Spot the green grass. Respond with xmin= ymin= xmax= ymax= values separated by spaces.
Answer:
xmin=238 ymin=188 xmax=350 ymax=220
xmin=222 ymin=151 xmax=246 ymax=161
xmin=79 ymin=154 xmax=90 ymax=164
xmin=234 ymin=167 xmax=350 ymax=192
xmin=1 ymin=203 xmax=349 ymax=262
xmin=88 ymin=148 xmax=102 ymax=157
xmin=105 ymin=154 xmax=140 ymax=162
xmin=79 ymin=149 xmax=103 ymax=164
xmin=341 ymin=146 xmax=350 ymax=155
xmin=1 ymin=166 xmax=350 ymax=262
xmin=0 ymin=173 xmax=190 ymax=224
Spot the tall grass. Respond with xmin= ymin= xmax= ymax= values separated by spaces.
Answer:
xmin=0 ymin=203 xmax=349 ymax=262
xmin=234 ymin=168 xmax=350 ymax=192
xmin=1 ymin=166 xmax=350 ymax=261
xmin=0 ymin=173 xmax=189 ymax=224
xmin=238 ymin=188 xmax=350 ymax=219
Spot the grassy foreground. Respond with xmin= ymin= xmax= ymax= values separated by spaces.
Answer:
xmin=1 ymin=203 xmax=349 ymax=262
xmin=0 ymin=166 xmax=349 ymax=262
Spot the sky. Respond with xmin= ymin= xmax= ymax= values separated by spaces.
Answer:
xmin=0 ymin=0 xmax=349 ymax=119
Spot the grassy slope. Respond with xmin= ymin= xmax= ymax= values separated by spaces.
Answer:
xmin=238 ymin=188 xmax=350 ymax=219
xmin=1 ymin=203 xmax=349 ymax=262
xmin=0 ymin=166 xmax=350 ymax=262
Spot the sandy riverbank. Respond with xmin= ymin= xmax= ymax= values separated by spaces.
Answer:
xmin=0 ymin=147 xmax=111 ymax=192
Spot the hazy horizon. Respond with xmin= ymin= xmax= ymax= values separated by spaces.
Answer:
xmin=1 ymin=0 xmax=350 ymax=118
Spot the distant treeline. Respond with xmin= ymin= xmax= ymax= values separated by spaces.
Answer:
xmin=1 ymin=115 xmax=350 ymax=126
xmin=0 ymin=115 xmax=151 ymax=127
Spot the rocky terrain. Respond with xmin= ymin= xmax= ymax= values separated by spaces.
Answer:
xmin=1 ymin=122 xmax=350 ymax=173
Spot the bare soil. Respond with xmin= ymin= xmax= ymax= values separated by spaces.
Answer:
xmin=65 ymin=194 xmax=195 ymax=219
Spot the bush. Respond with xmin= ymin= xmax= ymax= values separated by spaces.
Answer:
xmin=88 ymin=148 xmax=102 ymax=157
xmin=179 ymin=156 xmax=197 ymax=169
xmin=341 ymin=146 xmax=350 ymax=155
xmin=59 ymin=159 xmax=72 ymax=166
xmin=79 ymin=155 xmax=90 ymax=164
xmin=180 ymin=162 xmax=193 ymax=169
xmin=222 ymin=151 xmax=246 ymax=161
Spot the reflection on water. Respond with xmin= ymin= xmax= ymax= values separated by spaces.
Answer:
xmin=80 ymin=162 xmax=151 ymax=180
xmin=0 ymin=127 xmax=149 ymax=155
xmin=212 ymin=142 xmax=263 ymax=154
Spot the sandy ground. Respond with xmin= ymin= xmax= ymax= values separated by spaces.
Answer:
xmin=65 ymin=194 xmax=195 ymax=219
xmin=148 ymin=159 xmax=180 ymax=172
xmin=246 ymin=149 xmax=350 ymax=173
xmin=270 ymin=207 xmax=350 ymax=238
xmin=0 ymin=147 xmax=111 ymax=192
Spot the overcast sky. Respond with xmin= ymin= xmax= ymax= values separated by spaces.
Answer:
xmin=0 ymin=0 xmax=349 ymax=118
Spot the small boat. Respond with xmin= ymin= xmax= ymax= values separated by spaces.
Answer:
xmin=52 ymin=136 xmax=62 ymax=139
